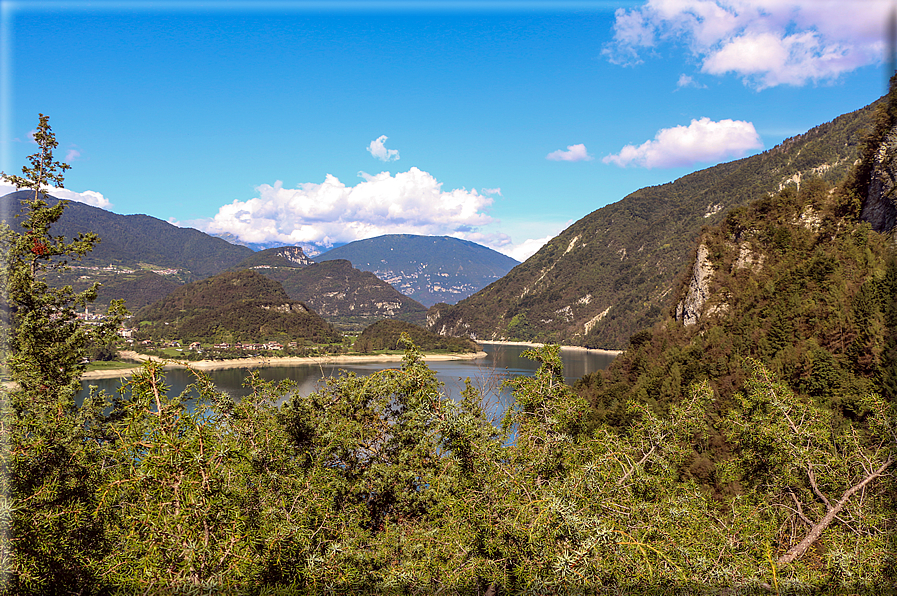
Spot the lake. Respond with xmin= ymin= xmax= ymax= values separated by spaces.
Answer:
xmin=78 ymin=342 xmax=617 ymax=416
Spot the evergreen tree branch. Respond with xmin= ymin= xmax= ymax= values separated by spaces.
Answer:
xmin=777 ymin=455 xmax=893 ymax=566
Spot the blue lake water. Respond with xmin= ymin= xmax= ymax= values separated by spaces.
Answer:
xmin=78 ymin=342 xmax=617 ymax=417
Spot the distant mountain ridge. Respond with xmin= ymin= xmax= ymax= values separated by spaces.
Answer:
xmin=427 ymin=96 xmax=879 ymax=349
xmin=208 ymin=232 xmax=333 ymax=255
xmin=315 ymin=234 xmax=519 ymax=307
xmin=0 ymin=191 xmax=254 ymax=280
xmin=0 ymin=194 xmax=428 ymax=323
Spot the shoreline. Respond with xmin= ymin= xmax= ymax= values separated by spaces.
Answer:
xmin=81 ymin=350 xmax=489 ymax=380
xmin=476 ymin=340 xmax=623 ymax=357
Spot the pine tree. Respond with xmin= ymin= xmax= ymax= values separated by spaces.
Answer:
xmin=1 ymin=114 xmax=126 ymax=592
xmin=1 ymin=114 xmax=124 ymax=395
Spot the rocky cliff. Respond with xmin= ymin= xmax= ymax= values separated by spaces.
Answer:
xmin=673 ymin=84 xmax=897 ymax=332
xmin=860 ymin=125 xmax=897 ymax=233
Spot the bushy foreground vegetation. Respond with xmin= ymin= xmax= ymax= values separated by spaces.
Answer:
xmin=3 ymin=342 xmax=895 ymax=593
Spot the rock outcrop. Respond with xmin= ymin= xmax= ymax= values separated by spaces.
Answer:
xmin=675 ymin=244 xmax=713 ymax=327
xmin=272 ymin=246 xmax=314 ymax=266
xmin=860 ymin=126 xmax=897 ymax=233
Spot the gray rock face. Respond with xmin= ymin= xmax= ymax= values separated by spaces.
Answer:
xmin=273 ymin=246 xmax=314 ymax=266
xmin=675 ymin=243 xmax=713 ymax=327
xmin=861 ymin=127 xmax=897 ymax=233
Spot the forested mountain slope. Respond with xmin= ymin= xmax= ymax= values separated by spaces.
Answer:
xmin=0 ymin=191 xmax=253 ymax=280
xmin=315 ymin=234 xmax=519 ymax=306
xmin=575 ymin=80 xmax=897 ymax=475
xmin=428 ymin=98 xmax=877 ymax=349
xmin=259 ymin=259 xmax=428 ymax=329
xmin=136 ymin=269 xmax=341 ymax=344
xmin=92 ymin=271 xmax=183 ymax=313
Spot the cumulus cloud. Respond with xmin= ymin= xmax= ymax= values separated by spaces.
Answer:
xmin=367 ymin=135 xmax=400 ymax=162
xmin=603 ymin=117 xmax=763 ymax=168
xmin=604 ymin=0 xmax=889 ymax=89
xmin=462 ymin=230 xmax=558 ymax=262
xmin=501 ymin=235 xmax=556 ymax=262
xmin=0 ymin=180 xmax=112 ymax=209
xmin=203 ymin=167 xmax=499 ymax=250
xmin=546 ymin=144 xmax=594 ymax=162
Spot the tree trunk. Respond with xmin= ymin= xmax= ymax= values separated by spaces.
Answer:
xmin=778 ymin=456 xmax=893 ymax=566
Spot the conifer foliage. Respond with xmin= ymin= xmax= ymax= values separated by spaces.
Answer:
xmin=1 ymin=115 xmax=127 ymax=591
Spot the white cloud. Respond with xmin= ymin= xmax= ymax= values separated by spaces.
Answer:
xmin=65 ymin=148 xmax=81 ymax=162
xmin=203 ymin=167 xmax=496 ymax=250
xmin=546 ymin=144 xmax=594 ymax=162
xmin=0 ymin=180 xmax=112 ymax=209
xmin=500 ymin=235 xmax=556 ymax=262
xmin=676 ymin=73 xmax=706 ymax=89
xmin=367 ymin=135 xmax=400 ymax=162
xmin=605 ymin=0 xmax=889 ymax=89
xmin=480 ymin=187 xmax=502 ymax=196
xmin=603 ymin=117 xmax=763 ymax=168
xmin=463 ymin=222 xmax=568 ymax=262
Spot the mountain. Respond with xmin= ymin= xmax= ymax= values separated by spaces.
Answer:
xmin=259 ymin=259 xmax=428 ymax=330
xmin=576 ymin=81 xmax=897 ymax=434
xmin=0 ymin=191 xmax=254 ymax=280
xmin=0 ymin=194 xmax=430 ymax=322
xmin=1 ymin=190 xmax=260 ymax=313
xmin=234 ymin=246 xmax=315 ymax=269
xmin=93 ymin=271 xmax=184 ymax=313
xmin=136 ymin=269 xmax=341 ymax=344
xmin=427 ymin=97 xmax=878 ymax=350
xmin=314 ymin=234 xmax=519 ymax=307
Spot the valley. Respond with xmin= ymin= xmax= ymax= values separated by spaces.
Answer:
xmin=5 ymin=83 xmax=897 ymax=592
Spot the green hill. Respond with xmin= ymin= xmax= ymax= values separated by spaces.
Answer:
xmin=258 ymin=259 xmax=428 ymax=330
xmin=354 ymin=320 xmax=479 ymax=354
xmin=136 ymin=269 xmax=341 ymax=344
xmin=315 ymin=234 xmax=519 ymax=306
xmin=427 ymin=97 xmax=878 ymax=349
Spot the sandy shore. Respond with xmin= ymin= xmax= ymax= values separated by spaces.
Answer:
xmin=81 ymin=349 xmax=488 ymax=380
xmin=477 ymin=340 xmax=623 ymax=357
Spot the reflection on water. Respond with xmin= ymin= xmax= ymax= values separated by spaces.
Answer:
xmin=78 ymin=343 xmax=617 ymax=419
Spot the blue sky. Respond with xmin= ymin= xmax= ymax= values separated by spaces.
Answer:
xmin=0 ymin=0 xmax=891 ymax=260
